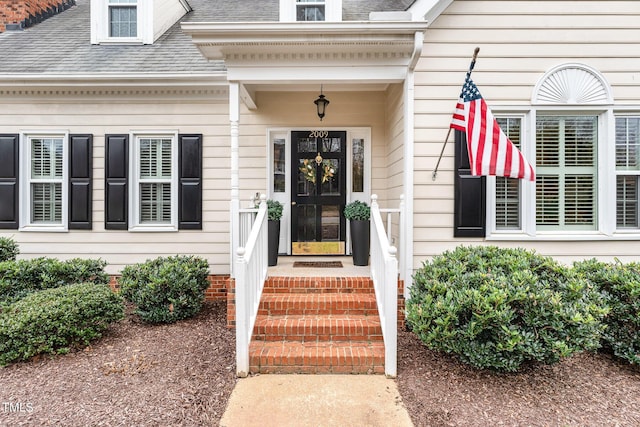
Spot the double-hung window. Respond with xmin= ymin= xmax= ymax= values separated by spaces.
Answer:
xmin=130 ymin=133 xmax=178 ymax=230
xmin=21 ymin=133 xmax=68 ymax=230
xmin=536 ymin=116 xmax=598 ymax=231
xmin=616 ymin=117 xmax=640 ymax=229
xmin=109 ymin=0 xmax=137 ymax=38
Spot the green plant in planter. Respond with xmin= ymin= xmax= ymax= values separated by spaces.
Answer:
xmin=344 ymin=200 xmax=370 ymax=221
xmin=344 ymin=200 xmax=370 ymax=266
xmin=266 ymin=199 xmax=283 ymax=221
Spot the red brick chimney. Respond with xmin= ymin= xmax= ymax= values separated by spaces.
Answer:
xmin=0 ymin=0 xmax=75 ymax=32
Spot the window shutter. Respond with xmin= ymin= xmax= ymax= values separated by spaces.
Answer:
xmin=105 ymin=134 xmax=129 ymax=229
xmin=69 ymin=134 xmax=93 ymax=229
xmin=178 ymin=134 xmax=202 ymax=230
xmin=454 ymin=130 xmax=486 ymax=237
xmin=0 ymin=134 xmax=19 ymax=229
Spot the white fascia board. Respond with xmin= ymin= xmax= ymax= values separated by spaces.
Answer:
xmin=0 ymin=73 xmax=227 ymax=87
xmin=227 ymin=66 xmax=407 ymax=84
xmin=408 ymin=0 xmax=453 ymax=22
xmin=182 ymin=21 xmax=429 ymax=35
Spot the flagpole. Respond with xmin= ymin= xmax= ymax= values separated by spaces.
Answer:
xmin=432 ymin=47 xmax=480 ymax=181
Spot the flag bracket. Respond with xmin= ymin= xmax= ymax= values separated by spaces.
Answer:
xmin=432 ymin=47 xmax=480 ymax=181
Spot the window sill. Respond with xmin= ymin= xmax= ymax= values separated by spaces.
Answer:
xmin=96 ymin=38 xmax=145 ymax=45
xmin=487 ymin=232 xmax=640 ymax=241
xmin=19 ymin=225 xmax=68 ymax=233
xmin=128 ymin=225 xmax=178 ymax=232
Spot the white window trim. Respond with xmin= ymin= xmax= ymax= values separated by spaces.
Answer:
xmin=486 ymin=106 xmax=640 ymax=241
xmin=279 ymin=0 xmax=342 ymax=22
xmin=91 ymin=0 xmax=153 ymax=45
xmin=128 ymin=131 xmax=179 ymax=232
xmin=19 ymin=130 xmax=69 ymax=232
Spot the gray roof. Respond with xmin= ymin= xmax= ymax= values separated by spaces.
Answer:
xmin=0 ymin=0 xmax=414 ymax=76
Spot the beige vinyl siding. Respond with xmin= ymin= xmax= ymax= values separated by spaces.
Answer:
xmin=382 ymin=82 xmax=405 ymax=246
xmin=153 ymin=0 xmax=188 ymax=42
xmin=412 ymin=0 xmax=640 ymax=267
xmin=0 ymin=89 xmax=231 ymax=274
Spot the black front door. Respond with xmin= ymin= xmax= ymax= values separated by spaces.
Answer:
xmin=291 ymin=131 xmax=346 ymax=255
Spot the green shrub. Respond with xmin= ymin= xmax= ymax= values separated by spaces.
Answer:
xmin=0 ymin=237 xmax=19 ymax=262
xmin=574 ymin=259 xmax=640 ymax=364
xmin=406 ymin=246 xmax=609 ymax=372
xmin=119 ymin=255 xmax=210 ymax=323
xmin=0 ymin=283 xmax=124 ymax=366
xmin=0 ymin=258 xmax=108 ymax=306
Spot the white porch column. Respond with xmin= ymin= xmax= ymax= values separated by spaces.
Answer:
xmin=230 ymin=81 xmax=240 ymax=277
xmin=402 ymin=31 xmax=422 ymax=297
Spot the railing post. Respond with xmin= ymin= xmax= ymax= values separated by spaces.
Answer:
xmin=235 ymin=247 xmax=249 ymax=378
xmin=385 ymin=246 xmax=398 ymax=378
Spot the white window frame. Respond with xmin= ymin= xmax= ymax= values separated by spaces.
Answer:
xmin=19 ymin=131 xmax=69 ymax=232
xmin=91 ymin=0 xmax=152 ymax=44
xmin=279 ymin=0 xmax=342 ymax=22
xmin=487 ymin=108 xmax=628 ymax=241
xmin=614 ymin=114 xmax=640 ymax=233
xmin=129 ymin=131 xmax=179 ymax=232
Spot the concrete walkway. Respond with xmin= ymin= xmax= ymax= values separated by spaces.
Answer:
xmin=220 ymin=375 xmax=414 ymax=427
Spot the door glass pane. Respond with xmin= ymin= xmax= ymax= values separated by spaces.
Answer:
xmin=297 ymin=159 xmax=317 ymax=195
xmin=273 ymin=138 xmax=285 ymax=192
xmin=320 ymin=159 xmax=340 ymax=196
xmin=322 ymin=137 xmax=341 ymax=152
xmin=352 ymin=138 xmax=364 ymax=192
xmin=297 ymin=138 xmax=316 ymax=153
xmin=297 ymin=204 xmax=316 ymax=241
xmin=321 ymin=205 xmax=340 ymax=240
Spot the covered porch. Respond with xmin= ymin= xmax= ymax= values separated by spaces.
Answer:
xmin=182 ymin=18 xmax=427 ymax=378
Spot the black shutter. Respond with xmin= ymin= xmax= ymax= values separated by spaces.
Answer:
xmin=68 ymin=134 xmax=93 ymax=229
xmin=454 ymin=130 xmax=486 ymax=237
xmin=105 ymin=135 xmax=128 ymax=230
xmin=178 ymin=134 xmax=202 ymax=230
xmin=0 ymin=134 xmax=19 ymax=229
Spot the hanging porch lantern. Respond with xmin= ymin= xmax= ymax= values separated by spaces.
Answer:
xmin=314 ymin=85 xmax=329 ymax=121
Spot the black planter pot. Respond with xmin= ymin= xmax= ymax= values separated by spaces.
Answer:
xmin=268 ymin=220 xmax=281 ymax=266
xmin=349 ymin=219 xmax=370 ymax=266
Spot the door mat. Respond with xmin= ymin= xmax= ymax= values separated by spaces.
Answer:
xmin=293 ymin=261 xmax=343 ymax=268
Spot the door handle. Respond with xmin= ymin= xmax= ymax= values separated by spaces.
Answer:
xmin=291 ymin=201 xmax=297 ymax=205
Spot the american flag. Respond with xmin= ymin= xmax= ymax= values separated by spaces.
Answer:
xmin=451 ymin=74 xmax=535 ymax=181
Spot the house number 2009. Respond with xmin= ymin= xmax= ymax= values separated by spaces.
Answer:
xmin=309 ymin=130 xmax=328 ymax=138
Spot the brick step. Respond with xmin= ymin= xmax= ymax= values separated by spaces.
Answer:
xmin=249 ymin=341 xmax=385 ymax=374
xmin=252 ymin=314 xmax=382 ymax=342
xmin=264 ymin=276 xmax=374 ymax=294
xmin=258 ymin=293 xmax=378 ymax=316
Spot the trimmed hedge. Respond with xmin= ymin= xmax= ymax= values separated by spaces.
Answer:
xmin=0 ymin=237 xmax=19 ymax=262
xmin=574 ymin=259 xmax=640 ymax=364
xmin=119 ymin=255 xmax=210 ymax=323
xmin=406 ymin=246 xmax=609 ymax=372
xmin=0 ymin=283 xmax=124 ymax=366
xmin=0 ymin=258 xmax=108 ymax=306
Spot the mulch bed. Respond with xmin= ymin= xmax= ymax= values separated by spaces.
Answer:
xmin=397 ymin=329 xmax=640 ymax=427
xmin=0 ymin=301 xmax=236 ymax=426
xmin=2 ymin=302 xmax=640 ymax=426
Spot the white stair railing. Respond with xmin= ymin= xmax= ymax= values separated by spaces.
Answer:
xmin=370 ymin=194 xmax=398 ymax=378
xmin=235 ymin=195 xmax=268 ymax=377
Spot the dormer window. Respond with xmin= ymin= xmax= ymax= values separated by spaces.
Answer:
xmin=280 ymin=0 xmax=341 ymax=22
xmin=297 ymin=0 xmax=324 ymax=21
xmin=109 ymin=0 xmax=137 ymax=38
